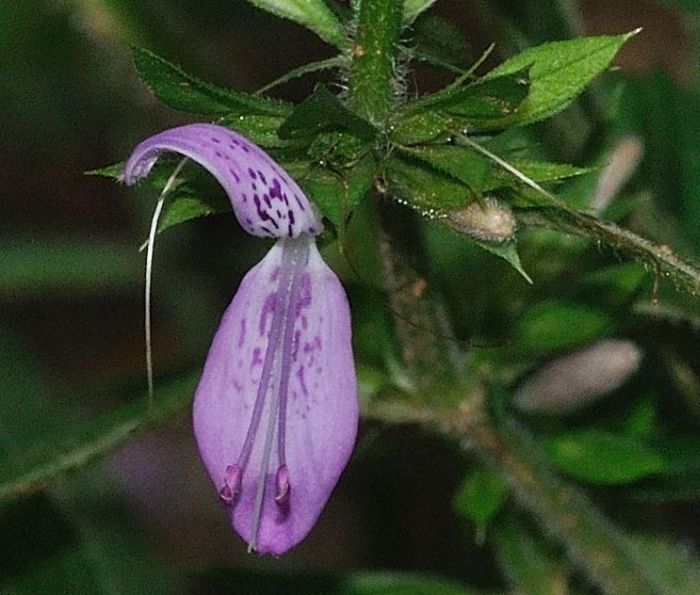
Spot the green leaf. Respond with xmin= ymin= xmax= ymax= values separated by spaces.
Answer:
xmin=132 ymin=46 xmax=291 ymax=116
xmin=159 ymin=193 xmax=230 ymax=232
xmin=410 ymin=14 xmax=469 ymax=70
xmin=515 ymin=300 xmax=613 ymax=353
xmin=543 ymin=430 xmax=664 ymax=484
xmin=390 ymin=110 xmax=454 ymax=145
xmin=401 ymin=145 xmax=590 ymax=194
xmin=219 ymin=113 xmax=289 ymax=147
xmin=403 ymin=0 xmax=438 ymax=24
xmin=0 ymin=372 xmax=198 ymax=503
xmin=244 ymin=0 xmax=347 ymax=48
xmin=431 ymin=69 xmax=531 ymax=128
xmin=475 ymin=239 xmax=532 ymax=283
xmin=286 ymin=153 xmax=376 ymax=226
xmin=483 ymin=31 xmax=639 ymax=127
xmin=453 ymin=466 xmax=508 ymax=540
xmin=384 ymin=154 xmax=474 ymax=212
xmin=278 ymin=84 xmax=376 ymax=140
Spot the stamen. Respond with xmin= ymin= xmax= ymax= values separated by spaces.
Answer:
xmin=219 ymin=464 xmax=242 ymax=505
xmin=275 ymin=465 xmax=290 ymax=506
xmin=242 ymin=238 xmax=310 ymax=552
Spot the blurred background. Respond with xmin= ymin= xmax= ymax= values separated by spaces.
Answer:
xmin=2 ymin=1 xmax=700 ymax=593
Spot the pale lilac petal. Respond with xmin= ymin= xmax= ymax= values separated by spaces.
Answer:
xmin=193 ymin=238 xmax=358 ymax=555
xmin=121 ymin=123 xmax=321 ymax=238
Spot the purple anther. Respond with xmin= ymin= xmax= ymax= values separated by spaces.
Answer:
xmin=219 ymin=464 xmax=242 ymax=506
xmin=275 ymin=465 xmax=291 ymax=506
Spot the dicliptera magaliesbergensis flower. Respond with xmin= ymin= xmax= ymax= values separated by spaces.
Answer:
xmin=121 ymin=123 xmax=359 ymax=555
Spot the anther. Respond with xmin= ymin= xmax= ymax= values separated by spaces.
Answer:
xmin=219 ymin=464 xmax=242 ymax=506
xmin=275 ymin=465 xmax=290 ymax=506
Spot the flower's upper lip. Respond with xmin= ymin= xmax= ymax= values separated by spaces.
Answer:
xmin=122 ymin=123 xmax=323 ymax=239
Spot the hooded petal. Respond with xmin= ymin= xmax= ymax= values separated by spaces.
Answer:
xmin=193 ymin=238 xmax=358 ymax=554
xmin=121 ymin=123 xmax=321 ymax=238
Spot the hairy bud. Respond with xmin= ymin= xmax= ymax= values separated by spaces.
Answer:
xmin=444 ymin=196 xmax=516 ymax=243
xmin=514 ymin=339 xmax=642 ymax=414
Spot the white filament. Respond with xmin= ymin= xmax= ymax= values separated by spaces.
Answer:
xmin=144 ymin=158 xmax=188 ymax=408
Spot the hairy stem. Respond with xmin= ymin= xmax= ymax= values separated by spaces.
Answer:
xmin=348 ymin=0 xmax=404 ymax=126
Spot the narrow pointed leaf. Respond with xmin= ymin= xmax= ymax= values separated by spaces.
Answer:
xmin=476 ymin=239 xmax=532 ymax=283
xmin=481 ymin=31 xmax=639 ymax=126
xmin=403 ymin=146 xmax=590 ymax=193
xmin=244 ymin=0 xmax=347 ymax=48
xmin=385 ymin=155 xmax=474 ymax=212
xmin=278 ymin=85 xmax=376 ymax=140
xmin=132 ymin=47 xmax=292 ymax=116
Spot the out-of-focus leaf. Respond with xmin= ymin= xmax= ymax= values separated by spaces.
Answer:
xmin=384 ymin=155 xmax=474 ymax=212
xmin=453 ymin=466 xmax=508 ymax=540
xmin=0 ymin=373 xmax=198 ymax=503
xmin=492 ymin=514 xmax=570 ymax=595
xmin=0 ymin=238 xmax=139 ymax=296
xmin=244 ymin=0 xmax=347 ymax=48
xmin=543 ymin=431 xmax=664 ymax=484
xmin=132 ymin=47 xmax=291 ymax=116
xmin=191 ymin=569 xmax=482 ymax=595
xmin=279 ymin=84 xmax=376 ymax=140
xmin=403 ymin=0 xmax=439 ymax=24
xmin=483 ymin=32 xmax=638 ymax=127
xmin=624 ymin=533 xmax=700 ymax=595
xmin=0 ymin=493 xmax=179 ymax=595
xmin=515 ymin=300 xmax=613 ymax=353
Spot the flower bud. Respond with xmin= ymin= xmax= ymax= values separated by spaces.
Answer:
xmin=514 ymin=339 xmax=642 ymax=414
xmin=444 ymin=196 xmax=516 ymax=243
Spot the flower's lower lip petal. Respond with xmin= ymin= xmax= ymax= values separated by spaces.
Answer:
xmin=193 ymin=240 xmax=358 ymax=555
xmin=122 ymin=123 xmax=321 ymax=238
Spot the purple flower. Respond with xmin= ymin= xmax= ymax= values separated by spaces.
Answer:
xmin=122 ymin=123 xmax=359 ymax=555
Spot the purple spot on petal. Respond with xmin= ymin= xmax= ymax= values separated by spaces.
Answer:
xmin=229 ymin=168 xmax=240 ymax=183
xmin=251 ymin=347 xmax=263 ymax=368
xmin=237 ymin=318 xmax=247 ymax=348
xmin=211 ymin=137 xmax=221 ymax=143
xmin=296 ymin=366 xmax=309 ymax=397
xmin=248 ymin=168 xmax=257 ymax=179
xmin=294 ymin=194 xmax=306 ymax=211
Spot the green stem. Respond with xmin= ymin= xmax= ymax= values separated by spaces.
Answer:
xmin=348 ymin=0 xmax=404 ymax=126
